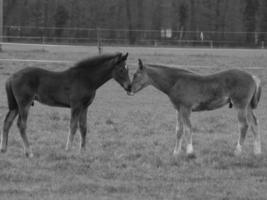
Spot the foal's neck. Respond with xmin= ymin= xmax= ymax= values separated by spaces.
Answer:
xmin=146 ymin=66 xmax=175 ymax=94
xmin=92 ymin=63 xmax=114 ymax=89
xmin=70 ymin=61 xmax=114 ymax=89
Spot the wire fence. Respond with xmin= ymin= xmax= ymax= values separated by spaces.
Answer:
xmin=2 ymin=25 xmax=267 ymax=49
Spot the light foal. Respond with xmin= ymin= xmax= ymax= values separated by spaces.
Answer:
xmin=131 ymin=59 xmax=262 ymax=157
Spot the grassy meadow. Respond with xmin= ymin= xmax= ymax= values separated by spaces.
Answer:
xmin=0 ymin=45 xmax=267 ymax=199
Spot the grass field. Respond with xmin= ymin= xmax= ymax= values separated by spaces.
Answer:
xmin=0 ymin=44 xmax=267 ymax=200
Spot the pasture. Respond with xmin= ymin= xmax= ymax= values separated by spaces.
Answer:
xmin=0 ymin=45 xmax=267 ymax=200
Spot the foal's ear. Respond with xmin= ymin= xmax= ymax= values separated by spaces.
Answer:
xmin=121 ymin=52 xmax=129 ymax=61
xmin=138 ymin=59 xmax=144 ymax=70
xmin=115 ymin=52 xmax=128 ymax=64
xmin=114 ymin=53 xmax=122 ymax=64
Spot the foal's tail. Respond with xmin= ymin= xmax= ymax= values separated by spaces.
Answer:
xmin=5 ymin=79 xmax=18 ymax=110
xmin=251 ymin=75 xmax=262 ymax=109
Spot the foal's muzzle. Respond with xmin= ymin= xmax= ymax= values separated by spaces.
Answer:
xmin=124 ymin=84 xmax=133 ymax=96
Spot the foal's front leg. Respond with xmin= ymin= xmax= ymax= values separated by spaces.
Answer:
xmin=173 ymin=111 xmax=184 ymax=155
xmin=79 ymin=107 xmax=88 ymax=154
xmin=173 ymin=106 xmax=194 ymax=157
xmin=181 ymin=107 xmax=194 ymax=156
xmin=65 ymin=107 xmax=80 ymax=151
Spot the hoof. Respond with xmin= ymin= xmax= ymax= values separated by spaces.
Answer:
xmin=0 ymin=148 xmax=7 ymax=153
xmin=234 ymin=149 xmax=242 ymax=157
xmin=25 ymin=152 xmax=34 ymax=158
xmin=187 ymin=153 xmax=197 ymax=159
xmin=254 ymin=146 xmax=262 ymax=156
xmin=254 ymin=150 xmax=262 ymax=156
xmin=234 ymin=144 xmax=242 ymax=156
xmin=173 ymin=150 xmax=181 ymax=156
xmin=65 ymin=146 xmax=71 ymax=152
xmin=79 ymin=148 xmax=86 ymax=155
xmin=65 ymin=143 xmax=72 ymax=152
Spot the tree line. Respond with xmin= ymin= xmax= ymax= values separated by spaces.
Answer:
xmin=4 ymin=0 xmax=267 ymax=47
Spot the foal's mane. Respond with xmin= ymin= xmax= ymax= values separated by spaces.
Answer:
xmin=71 ymin=53 xmax=120 ymax=71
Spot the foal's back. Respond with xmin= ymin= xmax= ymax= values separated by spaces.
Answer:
xmin=10 ymin=67 xmax=69 ymax=86
xmin=167 ymin=68 xmax=257 ymax=111
xmin=8 ymin=67 xmax=71 ymax=107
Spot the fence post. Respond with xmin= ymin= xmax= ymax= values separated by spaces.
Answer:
xmin=42 ymin=35 xmax=46 ymax=51
xmin=97 ymin=28 xmax=102 ymax=55
xmin=261 ymin=41 xmax=264 ymax=49
xmin=210 ymin=40 xmax=213 ymax=48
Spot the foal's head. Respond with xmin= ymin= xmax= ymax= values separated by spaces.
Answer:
xmin=131 ymin=59 xmax=150 ymax=94
xmin=111 ymin=52 xmax=131 ymax=94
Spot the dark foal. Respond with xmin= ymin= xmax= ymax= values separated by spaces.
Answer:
xmin=1 ymin=53 xmax=131 ymax=157
xmin=131 ymin=59 xmax=261 ymax=157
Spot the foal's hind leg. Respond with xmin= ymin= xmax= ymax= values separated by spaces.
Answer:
xmin=65 ymin=107 xmax=81 ymax=151
xmin=1 ymin=109 xmax=18 ymax=153
xmin=247 ymin=108 xmax=261 ymax=155
xmin=235 ymin=108 xmax=249 ymax=156
xmin=17 ymin=105 xmax=33 ymax=158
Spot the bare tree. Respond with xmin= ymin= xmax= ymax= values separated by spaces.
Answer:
xmin=125 ymin=0 xmax=135 ymax=44
xmin=178 ymin=2 xmax=188 ymax=40
xmin=243 ymin=0 xmax=259 ymax=44
xmin=259 ymin=0 xmax=267 ymax=42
